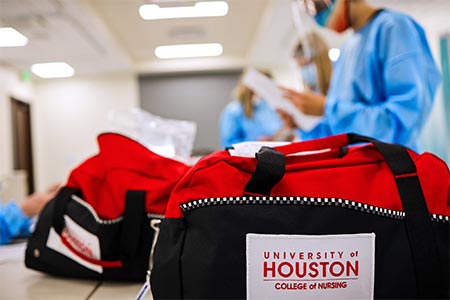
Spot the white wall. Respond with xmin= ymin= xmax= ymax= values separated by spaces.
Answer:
xmin=33 ymin=73 xmax=139 ymax=191
xmin=0 ymin=65 xmax=34 ymax=178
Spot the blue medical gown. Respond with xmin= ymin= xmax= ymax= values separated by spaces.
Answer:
xmin=300 ymin=10 xmax=441 ymax=152
xmin=0 ymin=202 xmax=31 ymax=245
xmin=219 ymin=100 xmax=282 ymax=149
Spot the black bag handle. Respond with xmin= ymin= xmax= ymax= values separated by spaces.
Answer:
xmin=120 ymin=190 xmax=146 ymax=261
xmin=244 ymin=146 xmax=285 ymax=196
xmin=52 ymin=186 xmax=75 ymax=235
xmin=244 ymin=133 xmax=443 ymax=298
xmin=52 ymin=187 xmax=147 ymax=267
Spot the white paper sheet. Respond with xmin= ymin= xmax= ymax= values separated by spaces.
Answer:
xmin=242 ymin=68 xmax=321 ymax=131
xmin=228 ymin=141 xmax=290 ymax=157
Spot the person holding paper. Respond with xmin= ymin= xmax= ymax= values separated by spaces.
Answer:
xmin=0 ymin=184 xmax=59 ymax=245
xmin=280 ymin=0 xmax=441 ymax=152
xmin=219 ymin=71 xmax=290 ymax=149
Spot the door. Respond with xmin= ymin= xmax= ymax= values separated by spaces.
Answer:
xmin=11 ymin=98 xmax=35 ymax=194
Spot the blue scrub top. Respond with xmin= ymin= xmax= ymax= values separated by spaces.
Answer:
xmin=300 ymin=10 xmax=441 ymax=152
xmin=219 ymin=99 xmax=282 ymax=149
xmin=0 ymin=202 xmax=31 ymax=245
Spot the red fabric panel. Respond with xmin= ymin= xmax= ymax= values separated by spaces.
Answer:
xmin=165 ymin=143 xmax=449 ymax=218
xmin=66 ymin=133 xmax=189 ymax=219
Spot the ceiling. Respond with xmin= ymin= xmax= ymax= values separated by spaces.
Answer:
xmin=0 ymin=0 xmax=285 ymax=76
xmin=0 ymin=0 xmax=448 ymax=77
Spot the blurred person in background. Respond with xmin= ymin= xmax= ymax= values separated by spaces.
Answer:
xmin=219 ymin=70 xmax=288 ymax=149
xmin=293 ymin=31 xmax=332 ymax=95
xmin=0 ymin=184 xmax=59 ymax=245
xmin=280 ymin=0 xmax=441 ymax=151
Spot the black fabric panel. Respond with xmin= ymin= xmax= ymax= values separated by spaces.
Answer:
xmin=26 ymin=197 xmax=100 ymax=279
xmin=244 ymin=146 xmax=285 ymax=196
xmin=151 ymin=218 xmax=186 ymax=299
xmin=173 ymin=205 xmax=449 ymax=300
xmin=26 ymin=190 xmax=154 ymax=282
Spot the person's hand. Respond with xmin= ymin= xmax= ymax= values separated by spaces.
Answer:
xmin=20 ymin=183 xmax=61 ymax=217
xmin=258 ymin=136 xmax=272 ymax=142
xmin=276 ymin=108 xmax=297 ymax=129
xmin=280 ymin=87 xmax=326 ymax=116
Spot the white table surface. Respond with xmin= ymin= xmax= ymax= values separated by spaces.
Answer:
xmin=0 ymin=242 xmax=150 ymax=300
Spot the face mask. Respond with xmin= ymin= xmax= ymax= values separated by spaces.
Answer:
xmin=299 ymin=0 xmax=349 ymax=33
xmin=301 ymin=63 xmax=319 ymax=91
xmin=252 ymin=95 xmax=262 ymax=105
xmin=314 ymin=1 xmax=336 ymax=27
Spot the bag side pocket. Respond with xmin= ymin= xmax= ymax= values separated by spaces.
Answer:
xmin=150 ymin=218 xmax=186 ymax=299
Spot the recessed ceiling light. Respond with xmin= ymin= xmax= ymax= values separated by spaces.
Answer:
xmin=139 ymin=1 xmax=228 ymax=20
xmin=0 ymin=27 xmax=28 ymax=47
xmin=328 ymin=48 xmax=341 ymax=62
xmin=155 ymin=43 xmax=223 ymax=59
xmin=31 ymin=62 xmax=75 ymax=79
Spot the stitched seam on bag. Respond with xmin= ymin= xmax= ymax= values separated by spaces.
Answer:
xmin=179 ymin=196 xmax=450 ymax=223
xmin=71 ymin=195 xmax=164 ymax=224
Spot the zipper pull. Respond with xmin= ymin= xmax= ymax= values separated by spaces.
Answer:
xmin=136 ymin=219 xmax=161 ymax=300
xmin=149 ymin=219 xmax=161 ymax=271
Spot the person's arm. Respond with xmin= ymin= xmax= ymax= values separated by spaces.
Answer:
xmin=325 ymin=18 xmax=440 ymax=150
xmin=0 ymin=202 xmax=31 ymax=245
xmin=0 ymin=184 xmax=59 ymax=245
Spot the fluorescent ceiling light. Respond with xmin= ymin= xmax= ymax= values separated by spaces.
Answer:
xmin=155 ymin=43 xmax=223 ymax=59
xmin=139 ymin=1 xmax=228 ymax=20
xmin=31 ymin=62 xmax=75 ymax=79
xmin=328 ymin=48 xmax=341 ymax=62
xmin=0 ymin=27 xmax=28 ymax=47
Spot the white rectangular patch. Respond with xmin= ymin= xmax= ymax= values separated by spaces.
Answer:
xmin=46 ymin=215 xmax=102 ymax=274
xmin=246 ymin=233 xmax=375 ymax=300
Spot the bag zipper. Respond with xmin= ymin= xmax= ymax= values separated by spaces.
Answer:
xmin=71 ymin=194 xmax=164 ymax=224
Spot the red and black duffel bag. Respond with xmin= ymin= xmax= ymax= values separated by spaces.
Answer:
xmin=150 ymin=133 xmax=449 ymax=299
xmin=25 ymin=133 xmax=190 ymax=281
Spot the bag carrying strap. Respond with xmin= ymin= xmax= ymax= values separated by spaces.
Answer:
xmin=52 ymin=187 xmax=147 ymax=268
xmin=53 ymin=186 xmax=75 ymax=235
xmin=244 ymin=146 xmax=285 ymax=196
xmin=244 ymin=133 xmax=443 ymax=298
xmin=348 ymin=134 xmax=443 ymax=299
xmin=120 ymin=190 xmax=147 ymax=261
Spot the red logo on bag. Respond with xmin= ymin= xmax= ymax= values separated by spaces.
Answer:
xmin=62 ymin=228 xmax=95 ymax=259
xmin=262 ymin=250 xmax=359 ymax=291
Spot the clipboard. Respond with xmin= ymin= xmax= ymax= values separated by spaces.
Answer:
xmin=242 ymin=68 xmax=321 ymax=131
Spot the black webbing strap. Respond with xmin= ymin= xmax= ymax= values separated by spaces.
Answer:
xmin=395 ymin=176 xmax=443 ymax=298
xmin=120 ymin=190 xmax=146 ymax=261
xmin=52 ymin=186 xmax=79 ymax=235
xmin=348 ymin=133 xmax=443 ymax=298
xmin=244 ymin=146 xmax=286 ymax=196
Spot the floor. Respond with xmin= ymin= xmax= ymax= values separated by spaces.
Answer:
xmin=0 ymin=242 xmax=149 ymax=300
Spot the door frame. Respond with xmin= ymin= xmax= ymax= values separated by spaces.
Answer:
xmin=10 ymin=97 xmax=35 ymax=194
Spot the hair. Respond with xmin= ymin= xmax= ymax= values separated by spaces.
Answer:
xmin=293 ymin=31 xmax=332 ymax=95
xmin=235 ymin=69 xmax=273 ymax=118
